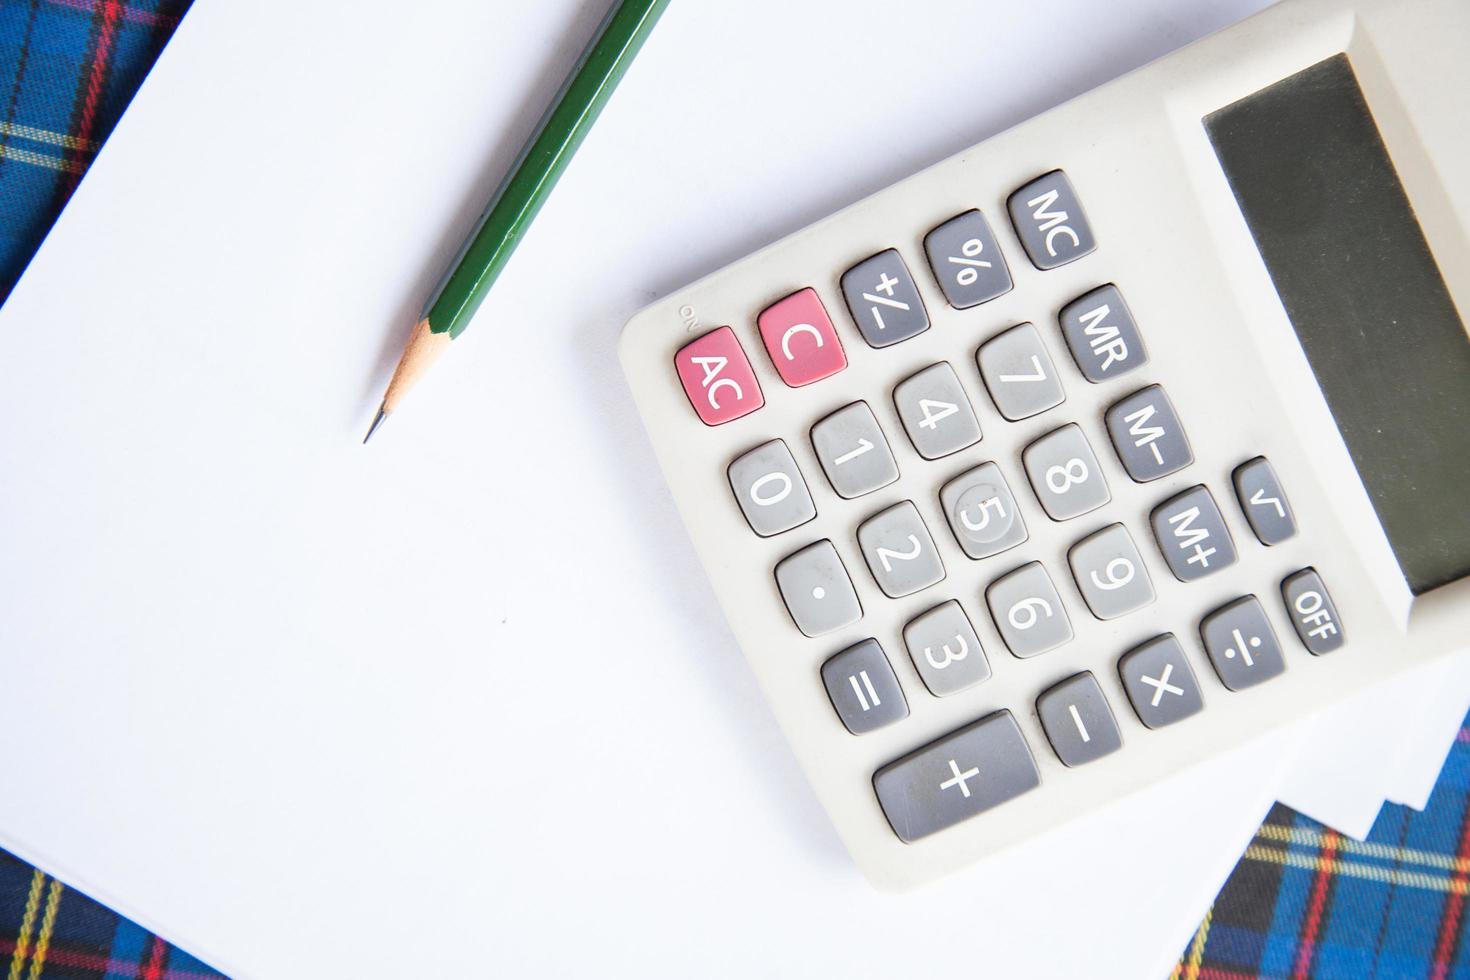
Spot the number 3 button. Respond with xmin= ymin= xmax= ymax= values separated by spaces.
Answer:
xmin=986 ymin=562 xmax=1074 ymax=658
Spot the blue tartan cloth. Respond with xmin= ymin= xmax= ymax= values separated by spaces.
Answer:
xmin=2 ymin=2 xmax=1469 ymax=977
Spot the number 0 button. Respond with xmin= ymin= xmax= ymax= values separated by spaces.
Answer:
xmin=986 ymin=561 xmax=1073 ymax=658
xmin=858 ymin=501 xmax=945 ymax=598
xmin=728 ymin=440 xmax=816 ymax=537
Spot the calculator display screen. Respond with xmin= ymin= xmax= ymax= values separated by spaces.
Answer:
xmin=1205 ymin=54 xmax=1470 ymax=596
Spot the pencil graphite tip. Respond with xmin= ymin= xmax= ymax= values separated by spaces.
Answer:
xmin=362 ymin=405 xmax=389 ymax=444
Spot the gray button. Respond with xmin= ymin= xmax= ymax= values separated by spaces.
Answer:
xmin=775 ymin=540 xmax=862 ymax=637
xmin=811 ymin=402 xmax=899 ymax=499
xmin=985 ymin=561 xmax=1074 ymax=658
xmin=1282 ymin=568 xmax=1345 ymax=654
xmin=841 ymin=249 xmax=929 ymax=348
xmin=1233 ymin=457 xmax=1297 ymax=545
xmin=1200 ymin=595 xmax=1286 ymax=691
xmin=923 ymin=210 xmax=1013 ymax=309
xmin=873 ymin=710 xmax=1040 ymax=843
xmin=1118 ymin=634 xmax=1204 ymax=729
xmin=893 ymin=362 xmax=982 ymax=459
xmin=1023 ymin=424 xmax=1111 ymax=521
xmin=1150 ymin=485 xmax=1237 ymax=582
xmin=727 ymin=440 xmax=816 ymax=537
xmin=977 ymin=322 xmax=1066 ymax=421
xmin=857 ymin=501 xmax=945 ymax=598
xmin=1067 ymin=523 xmax=1155 ymax=620
xmin=1058 ymin=284 xmax=1148 ymax=382
xmin=1105 ymin=386 xmax=1193 ymax=483
xmin=903 ymin=600 xmax=991 ymax=697
xmin=1037 ymin=672 xmax=1123 ymax=766
xmin=822 ymin=638 xmax=909 ymax=735
xmin=939 ymin=462 xmax=1028 ymax=560
xmin=1007 ymin=170 xmax=1097 ymax=270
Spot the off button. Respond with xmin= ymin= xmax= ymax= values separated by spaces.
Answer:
xmin=1282 ymin=568 xmax=1345 ymax=655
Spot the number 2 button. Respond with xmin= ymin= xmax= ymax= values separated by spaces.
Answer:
xmin=858 ymin=501 xmax=945 ymax=598
xmin=675 ymin=326 xmax=763 ymax=425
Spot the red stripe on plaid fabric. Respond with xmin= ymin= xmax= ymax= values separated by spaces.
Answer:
xmin=0 ymin=938 xmax=217 ymax=980
xmin=142 ymin=933 xmax=167 ymax=980
xmin=42 ymin=0 xmax=181 ymax=28
xmin=58 ymin=0 xmax=123 ymax=195
xmin=1197 ymin=967 xmax=1263 ymax=980
xmin=1291 ymin=827 xmax=1341 ymax=980
xmin=1429 ymin=795 xmax=1470 ymax=980
xmin=1457 ymin=727 xmax=1469 ymax=744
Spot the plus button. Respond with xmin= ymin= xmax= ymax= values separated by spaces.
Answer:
xmin=939 ymin=758 xmax=980 ymax=798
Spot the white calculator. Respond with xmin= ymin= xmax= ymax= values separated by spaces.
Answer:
xmin=619 ymin=0 xmax=1470 ymax=889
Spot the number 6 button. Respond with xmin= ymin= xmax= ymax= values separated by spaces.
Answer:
xmin=986 ymin=562 xmax=1073 ymax=658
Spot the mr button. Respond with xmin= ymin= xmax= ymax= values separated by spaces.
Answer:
xmin=1282 ymin=568 xmax=1345 ymax=654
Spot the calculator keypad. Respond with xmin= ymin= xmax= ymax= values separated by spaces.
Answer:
xmin=873 ymin=710 xmax=1040 ymax=843
xmin=1068 ymin=524 xmax=1155 ymax=620
xmin=1037 ymin=672 xmax=1123 ymax=767
xmin=822 ymin=639 xmax=909 ymax=735
xmin=939 ymin=462 xmax=1028 ymax=560
xmin=675 ymin=326 xmax=764 ymax=425
xmin=1007 ymin=170 xmax=1097 ymax=269
xmin=728 ymin=440 xmax=816 ymax=537
xmin=1200 ymin=596 xmax=1286 ymax=690
xmin=841 ymin=249 xmax=929 ymax=348
xmin=1118 ymin=634 xmax=1204 ymax=729
xmin=775 ymin=540 xmax=862 ymax=637
xmin=1058 ymin=284 xmax=1148 ymax=382
xmin=977 ymin=322 xmax=1066 ymax=421
xmin=858 ymin=501 xmax=946 ymax=598
xmin=757 ymin=287 xmax=847 ymax=387
xmin=1105 ymin=385 xmax=1193 ymax=482
xmin=893 ymin=362 xmax=982 ymax=459
xmin=903 ymin=600 xmax=991 ymax=697
xmin=985 ymin=561 xmax=1074 ymax=658
xmin=1150 ymin=485 xmax=1237 ymax=581
xmin=1023 ymin=424 xmax=1111 ymax=521
xmin=811 ymin=402 xmax=900 ymax=499
xmin=923 ymin=209 xmax=1012 ymax=309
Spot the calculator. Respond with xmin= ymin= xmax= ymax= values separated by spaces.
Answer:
xmin=619 ymin=0 xmax=1470 ymax=890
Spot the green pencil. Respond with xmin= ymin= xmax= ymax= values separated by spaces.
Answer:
xmin=365 ymin=0 xmax=671 ymax=442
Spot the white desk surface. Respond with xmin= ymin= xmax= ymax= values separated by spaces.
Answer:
xmin=7 ymin=0 xmax=1454 ymax=976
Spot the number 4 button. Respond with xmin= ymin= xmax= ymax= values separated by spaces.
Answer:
xmin=893 ymin=362 xmax=982 ymax=459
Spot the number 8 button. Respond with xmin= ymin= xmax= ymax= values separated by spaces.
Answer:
xmin=1023 ymin=423 xmax=1110 ymax=520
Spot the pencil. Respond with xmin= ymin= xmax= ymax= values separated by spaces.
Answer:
xmin=364 ymin=0 xmax=671 ymax=442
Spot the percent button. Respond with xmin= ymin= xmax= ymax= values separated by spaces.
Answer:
xmin=924 ymin=209 xmax=1013 ymax=309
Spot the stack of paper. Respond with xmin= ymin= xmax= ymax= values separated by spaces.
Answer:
xmin=0 ymin=1 xmax=1463 ymax=977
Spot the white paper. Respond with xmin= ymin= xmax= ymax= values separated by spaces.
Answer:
xmin=1 ymin=0 xmax=1428 ymax=976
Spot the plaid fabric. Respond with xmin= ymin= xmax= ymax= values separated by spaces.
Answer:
xmin=3 ymin=2 xmax=1469 ymax=978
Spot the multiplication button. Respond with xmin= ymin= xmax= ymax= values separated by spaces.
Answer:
xmin=1118 ymin=635 xmax=1204 ymax=729
xmin=873 ymin=710 xmax=1040 ymax=843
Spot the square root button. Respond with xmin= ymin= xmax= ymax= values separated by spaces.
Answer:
xmin=873 ymin=710 xmax=1040 ymax=843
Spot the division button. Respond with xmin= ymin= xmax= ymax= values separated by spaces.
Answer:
xmin=1200 ymin=595 xmax=1286 ymax=691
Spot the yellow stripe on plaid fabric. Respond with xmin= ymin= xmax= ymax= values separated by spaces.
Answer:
xmin=0 ymin=144 xmax=86 ymax=174
xmin=0 ymin=120 xmax=98 ymax=152
xmin=26 ymin=880 xmax=62 ymax=980
xmin=1184 ymin=903 xmax=1214 ymax=979
xmin=1257 ymin=823 xmax=1470 ymax=874
xmin=5 ymin=871 xmax=43 ymax=980
xmin=1245 ymin=843 xmax=1470 ymax=894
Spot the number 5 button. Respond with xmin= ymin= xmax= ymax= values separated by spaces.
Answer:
xmin=986 ymin=562 xmax=1074 ymax=658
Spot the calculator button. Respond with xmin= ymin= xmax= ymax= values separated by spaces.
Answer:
xmin=1233 ymin=457 xmax=1297 ymax=545
xmin=1282 ymin=568 xmax=1345 ymax=654
xmin=727 ymin=440 xmax=816 ymax=538
xmin=1068 ymin=524 xmax=1155 ymax=620
xmin=893 ymin=362 xmax=982 ymax=459
xmin=840 ymin=249 xmax=930 ymax=348
xmin=1022 ymin=424 xmax=1111 ymax=521
xmin=810 ymin=401 xmax=899 ymax=499
xmin=1037 ymin=672 xmax=1123 ymax=767
xmin=923 ymin=210 xmax=1013 ymax=309
xmin=985 ymin=561 xmax=1073 ymax=658
xmin=1149 ymin=485 xmax=1237 ymax=582
xmin=1105 ymin=385 xmax=1194 ymax=482
xmin=821 ymin=638 xmax=909 ymax=735
xmin=1058 ymin=285 xmax=1148 ymax=382
xmin=1007 ymin=170 xmax=1097 ymax=270
xmin=939 ymin=462 xmax=1028 ymax=560
xmin=977 ymin=322 xmax=1066 ymax=421
xmin=1200 ymin=596 xmax=1286 ymax=691
xmin=757 ymin=287 xmax=847 ymax=387
xmin=873 ymin=710 xmax=1040 ymax=843
xmin=857 ymin=501 xmax=946 ymax=598
xmin=1118 ymin=634 xmax=1204 ymax=729
xmin=775 ymin=541 xmax=862 ymax=637
xmin=903 ymin=600 xmax=991 ymax=697
xmin=674 ymin=326 xmax=764 ymax=425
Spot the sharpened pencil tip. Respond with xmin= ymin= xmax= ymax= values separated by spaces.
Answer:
xmin=363 ymin=405 xmax=389 ymax=444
